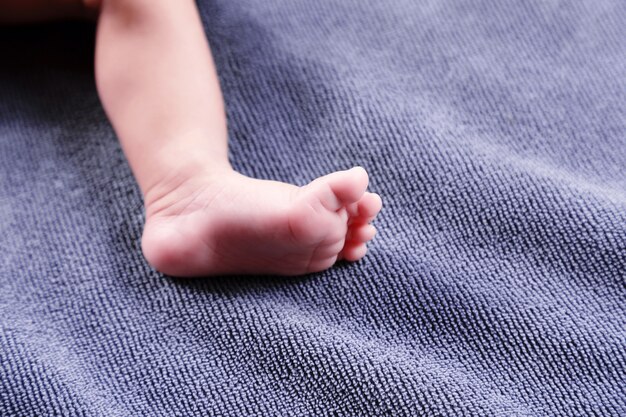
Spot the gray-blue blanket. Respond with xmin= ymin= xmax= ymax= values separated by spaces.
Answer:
xmin=1 ymin=1 xmax=624 ymax=415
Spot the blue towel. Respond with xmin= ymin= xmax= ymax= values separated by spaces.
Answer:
xmin=1 ymin=0 xmax=624 ymax=415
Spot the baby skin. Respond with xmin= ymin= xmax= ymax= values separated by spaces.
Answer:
xmin=3 ymin=0 xmax=382 ymax=277
xmin=143 ymin=166 xmax=381 ymax=276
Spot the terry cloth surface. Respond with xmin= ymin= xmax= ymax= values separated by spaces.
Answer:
xmin=1 ymin=1 xmax=625 ymax=416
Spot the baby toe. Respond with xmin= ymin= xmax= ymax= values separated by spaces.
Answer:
xmin=346 ymin=224 xmax=377 ymax=243
xmin=345 ymin=201 xmax=359 ymax=218
xmin=309 ymin=167 xmax=369 ymax=210
xmin=341 ymin=242 xmax=368 ymax=262
xmin=356 ymin=192 xmax=382 ymax=221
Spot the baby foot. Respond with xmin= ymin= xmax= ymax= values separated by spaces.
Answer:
xmin=141 ymin=166 xmax=382 ymax=277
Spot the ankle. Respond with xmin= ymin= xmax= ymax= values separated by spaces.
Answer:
xmin=143 ymin=161 xmax=233 ymax=219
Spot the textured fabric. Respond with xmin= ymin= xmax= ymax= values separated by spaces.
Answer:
xmin=1 ymin=0 xmax=625 ymax=415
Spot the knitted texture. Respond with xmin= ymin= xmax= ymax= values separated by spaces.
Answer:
xmin=1 ymin=0 xmax=625 ymax=415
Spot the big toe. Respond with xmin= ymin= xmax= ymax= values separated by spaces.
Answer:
xmin=309 ymin=166 xmax=369 ymax=210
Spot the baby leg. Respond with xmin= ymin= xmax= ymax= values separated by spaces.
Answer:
xmin=95 ymin=0 xmax=382 ymax=276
